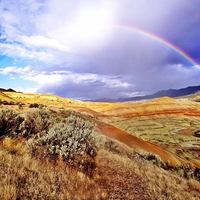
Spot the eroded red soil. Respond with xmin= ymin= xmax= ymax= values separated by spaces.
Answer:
xmin=98 ymin=122 xmax=186 ymax=167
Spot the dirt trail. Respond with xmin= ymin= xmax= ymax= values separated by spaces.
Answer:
xmin=95 ymin=150 xmax=151 ymax=200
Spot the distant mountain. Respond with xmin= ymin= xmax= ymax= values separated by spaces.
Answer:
xmin=0 ymin=88 xmax=17 ymax=93
xmin=92 ymin=85 xmax=200 ymax=102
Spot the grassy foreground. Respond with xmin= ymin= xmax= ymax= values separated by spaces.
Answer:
xmin=1 ymin=137 xmax=200 ymax=200
xmin=0 ymin=93 xmax=200 ymax=199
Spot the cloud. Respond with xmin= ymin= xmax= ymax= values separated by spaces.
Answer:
xmin=2 ymin=62 xmax=200 ymax=100
xmin=0 ymin=42 xmax=54 ymax=62
xmin=18 ymin=35 xmax=71 ymax=52
xmin=0 ymin=65 xmax=36 ymax=76
xmin=1 ymin=0 xmax=199 ymax=67
xmin=130 ymin=64 xmax=200 ymax=93
xmin=0 ymin=65 xmax=136 ymax=99
xmin=0 ymin=0 xmax=200 ymax=100
xmin=25 ymin=70 xmax=134 ymax=100
xmin=1 ymin=61 xmax=200 ymax=100
xmin=0 ymin=0 xmax=115 ymax=59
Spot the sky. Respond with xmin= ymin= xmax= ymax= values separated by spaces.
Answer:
xmin=0 ymin=0 xmax=200 ymax=100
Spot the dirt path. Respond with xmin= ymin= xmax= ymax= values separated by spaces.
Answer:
xmin=94 ymin=150 xmax=151 ymax=200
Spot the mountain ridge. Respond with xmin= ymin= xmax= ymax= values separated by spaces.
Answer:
xmin=0 ymin=88 xmax=17 ymax=93
xmin=92 ymin=85 xmax=200 ymax=102
xmin=1 ymin=85 xmax=200 ymax=102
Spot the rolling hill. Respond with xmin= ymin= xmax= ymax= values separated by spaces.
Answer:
xmin=1 ymin=90 xmax=200 ymax=167
xmin=0 ymin=89 xmax=200 ymax=199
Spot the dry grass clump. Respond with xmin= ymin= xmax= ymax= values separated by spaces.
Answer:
xmin=138 ymin=151 xmax=200 ymax=181
xmin=95 ymin=149 xmax=200 ymax=200
xmin=0 ymin=138 xmax=106 ymax=200
xmin=94 ymin=149 xmax=150 ymax=200
xmin=0 ymin=107 xmax=107 ymax=199
xmin=138 ymin=160 xmax=200 ymax=200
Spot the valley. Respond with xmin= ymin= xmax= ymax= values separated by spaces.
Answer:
xmin=1 ymin=91 xmax=200 ymax=199
xmin=2 ymin=91 xmax=200 ymax=167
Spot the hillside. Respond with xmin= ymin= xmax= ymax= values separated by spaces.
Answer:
xmin=0 ymin=91 xmax=200 ymax=199
xmin=0 ymin=92 xmax=17 ymax=103
xmin=87 ymin=96 xmax=200 ymax=167
xmin=1 ymin=91 xmax=200 ymax=167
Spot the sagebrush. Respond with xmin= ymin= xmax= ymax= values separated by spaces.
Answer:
xmin=0 ymin=108 xmax=24 ymax=137
xmin=27 ymin=115 xmax=102 ymax=161
xmin=22 ymin=109 xmax=53 ymax=137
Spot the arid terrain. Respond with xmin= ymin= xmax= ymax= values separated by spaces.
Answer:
xmin=0 ymin=91 xmax=200 ymax=199
xmin=87 ymin=96 xmax=200 ymax=167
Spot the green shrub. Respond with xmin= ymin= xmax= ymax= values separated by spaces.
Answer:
xmin=27 ymin=115 xmax=102 ymax=160
xmin=0 ymin=108 xmax=24 ymax=137
xmin=141 ymin=152 xmax=166 ymax=168
xmin=18 ymin=103 xmax=24 ymax=109
xmin=174 ymin=164 xmax=195 ymax=179
xmin=2 ymin=100 xmax=9 ymax=105
xmin=29 ymin=103 xmax=39 ymax=108
xmin=22 ymin=109 xmax=53 ymax=137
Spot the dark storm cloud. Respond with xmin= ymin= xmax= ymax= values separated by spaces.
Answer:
xmin=36 ymin=71 xmax=136 ymax=100
xmin=40 ymin=0 xmax=200 ymax=99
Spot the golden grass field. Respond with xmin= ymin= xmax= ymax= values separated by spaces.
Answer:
xmin=1 ymin=91 xmax=200 ymax=199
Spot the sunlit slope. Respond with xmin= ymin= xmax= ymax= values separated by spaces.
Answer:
xmin=4 ymin=92 xmax=77 ymax=104
xmin=2 ymin=92 xmax=200 ymax=167
xmin=86 ymin=97 xmax=200 ymax=167
xmin=3 ymin=92 xmax=109 ymax=116
xmin=0 ymin=92 xmax=17 ymax=102
xmin=97 ymin=121 xmax=186 ymax=167
xmin=86 ymin=97 xmax=200 ymax=116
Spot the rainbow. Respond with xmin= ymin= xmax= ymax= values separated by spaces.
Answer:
xmin=112 ymin=24 xmax=199 ymax=66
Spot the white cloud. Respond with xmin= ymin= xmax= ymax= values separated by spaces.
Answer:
xmin=2 ymin=62 xmax=200 ymax=100
xmin=19 ymin=35 xmax=71 ymax=52
xmin=0 ymin=66 xmax=36 ymax=76
xmin=24 ymin=70 xmax=131 ymax=89
xmin=0 ymin=0 xmax=116 ymax=63
xmin=14 ymin=87 xmax=39 ymax=94
xmin=0 ymin=43 xmax=55 ymax=62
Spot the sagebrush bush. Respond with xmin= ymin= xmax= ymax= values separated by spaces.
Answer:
xmin=27 ymin=115 xmax=103 ymax=161
xmin=142 ymin=152 xmax=166 ymax=168
xmin=22 ymin=109 xmax=53 ymax=137
xmin=0 ymin=108 xmax=24 ymax=137
xmin=174 ymin=163 xmax=195 ymax=179
xmin=29 ymin=103 xmax=39 ymax=108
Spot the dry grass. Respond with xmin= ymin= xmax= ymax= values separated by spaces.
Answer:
xmin=1 ymin=94 xmax=200 ymax=199
xmin=0 ymin=138 xmax=105 ymax=200
xmin=95 ymin=149 xmax=200 ymax=200
xmin=137 ymin=160 xmax=200 ymax=200
xmin=0 ymin=137 xmax=200 ymax=199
